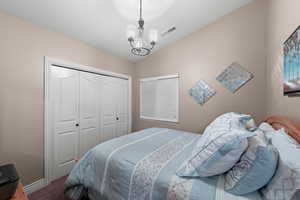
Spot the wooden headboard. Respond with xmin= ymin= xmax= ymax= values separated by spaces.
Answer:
xmin=264 ymin=115 xmax=300 ymax=143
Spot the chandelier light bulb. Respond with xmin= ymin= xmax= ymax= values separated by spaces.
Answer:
xmin=135 ymin=37 xmax=143 ymax=49
xmin=149 ymin=29 xmax=158 ymax=43
xmin=126 ymin=24 xmax=136 ymax=39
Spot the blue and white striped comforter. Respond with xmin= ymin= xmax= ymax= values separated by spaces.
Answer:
xmin=65 ymin=128 xmax=262 ymax=200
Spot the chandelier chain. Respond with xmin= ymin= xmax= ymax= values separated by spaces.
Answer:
xmin=140 ymin=0 xmax=142 ymax=20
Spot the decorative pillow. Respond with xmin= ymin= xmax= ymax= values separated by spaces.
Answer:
xmin=224 ymin=128 xmax=278 ymax=195
xmin=261 ymin=128 xmax=300 ymax=200
xmin=177 ymin=112 xmax=255 ymax=177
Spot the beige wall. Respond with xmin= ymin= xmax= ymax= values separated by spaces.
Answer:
xmin=0 ymin=11 xmax=135 ymax=185
xmin=134 ymin=0 xmax=268 ymax=133
xmin=4 ymin=0 xmax=295 ymax=187
xmin=266 ymin=0 xmax=300 ymax=121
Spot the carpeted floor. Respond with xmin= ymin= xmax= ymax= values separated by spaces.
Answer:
xmin=28 ymin=176 xmax=69 ymax=200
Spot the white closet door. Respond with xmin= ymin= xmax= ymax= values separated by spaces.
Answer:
xmin=51 ymin=66 xmax=79 ymax=180
xmin=101 ymin=76 xmax=129 ymax=140
xmin=79 ymin=72 xmax=100 ymax=157
xmin=116 ymin=79 xmax=129 ymax=137
xmin=101 ymin=77 xmax=117 ymax=141
xmin=50 ymin=66 xmax=129 ymax=181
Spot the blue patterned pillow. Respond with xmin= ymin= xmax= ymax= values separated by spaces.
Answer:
xmin=261 ymin=128 xmax=300 ymax=200
xmin=224 ymin=129 xmax=278 ymax=195
xmin=177 ymin=112 xmax=255 ymax=177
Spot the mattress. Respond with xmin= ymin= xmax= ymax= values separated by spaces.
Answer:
xmin=65 ymin=128 xmax=262 ymax=200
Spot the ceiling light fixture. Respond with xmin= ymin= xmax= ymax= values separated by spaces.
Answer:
xmin=126 ymin=0 xmax=158 ymax=56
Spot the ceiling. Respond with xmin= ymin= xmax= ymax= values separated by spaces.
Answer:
xmin=0 ymin=0 xmax=253 ymax=62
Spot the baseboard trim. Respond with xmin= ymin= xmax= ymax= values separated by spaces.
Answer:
xmin=24 ymin=179 xmax=47 ymax=194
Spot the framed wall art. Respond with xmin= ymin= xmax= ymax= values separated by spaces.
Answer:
xmin=216 ymin=62 xmax=253 ymax=93
xmin=189 ymin=80 xmax=216 ymax=105
xmin=284 ymin=26 xmax=300 ymax=96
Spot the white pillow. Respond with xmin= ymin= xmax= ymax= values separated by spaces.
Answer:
xmin=258 ymin=122 xmax=275 ymax=133
xmin=177 ymin=112 xmax=255 ymax=177
xmin=259 ymin=122 xmax=299 ymax=146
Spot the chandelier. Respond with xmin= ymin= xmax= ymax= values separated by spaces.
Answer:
xmin=126 ymin=0 xmax=158 ymax=56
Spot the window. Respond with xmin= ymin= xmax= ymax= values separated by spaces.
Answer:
xmin=140 ymin=74 xmax=179 ymax=122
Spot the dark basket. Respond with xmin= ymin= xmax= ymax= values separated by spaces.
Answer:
xmin=0 ymin=164 xmax=19 ymax=200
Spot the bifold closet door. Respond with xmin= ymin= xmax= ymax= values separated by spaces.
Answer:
xmin=79 ymin=72 xmax=100 ymax=157
xmin=116 ymin=79 xmax=129 ymax=137
xmin=101 ymin=77 xmax=129 ymax=141
xmin=50 ymin=66 xmax=129 ymax=181
xmin=51 ymin=66 xmax=101 ymax=180
xmin=51 ymin=66 xmax=80 ymax=180
xmin=101 ymin=77 xmax=118 ymax=141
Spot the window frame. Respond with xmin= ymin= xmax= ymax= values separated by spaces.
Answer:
xmin=139 ymin=74 xmax=179 ymax=123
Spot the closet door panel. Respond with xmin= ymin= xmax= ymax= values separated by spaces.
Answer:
xmin=101 ymin=77 xmax=118 ymax=141
xmin=117 ymin=80 xmax=128 ymax=115
xmin=116 ymin=79 xmax=129 ymax=137
xmin=79 ymin=72 xmax=100 ymax=157
xmin=51 ymin=66 xmax=79 ymax=180
xmin=103 ymin=125 xmax=116 ymax=141
xmin=56 ymin=133 xmax=78 ymax=177
xmin=116 ymin=123 xmax=128 ymax=137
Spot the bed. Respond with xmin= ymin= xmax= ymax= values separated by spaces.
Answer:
xmin=65 ymin=116 xmax=300 ymax=200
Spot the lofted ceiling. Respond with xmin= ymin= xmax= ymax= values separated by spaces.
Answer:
xmin=0 ymin=0 xmax=253 ymax=62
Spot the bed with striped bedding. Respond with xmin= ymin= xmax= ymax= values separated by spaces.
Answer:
xmin=65 ymin=128 xmax=262 ymax=200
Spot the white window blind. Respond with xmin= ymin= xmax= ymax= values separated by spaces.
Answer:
xmin=140 ymin=74 xmax=179 ymax=122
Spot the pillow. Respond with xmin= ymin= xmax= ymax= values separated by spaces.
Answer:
xmin=177 ymin=112 xmax=255 ymax=177
xmin=263 ymin=126 xmax=299 ymax=146
xmin=258 ymin=122 xmax=275 ymax=133
xmin=224 ymin=128 xmax=278 ymax=195
xmin=241 ymin=117 xmax=257 ymax=131
xmin=261 ymin=128 xmax=300 ymax=200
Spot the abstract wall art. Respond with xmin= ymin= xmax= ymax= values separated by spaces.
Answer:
xmin=216 ymin=62 xmax=254 ymax=93
xmin=284 ymin=26 xmax=300 ymax=96
xmin=189 ymin=80 xmax=216 ymax=105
